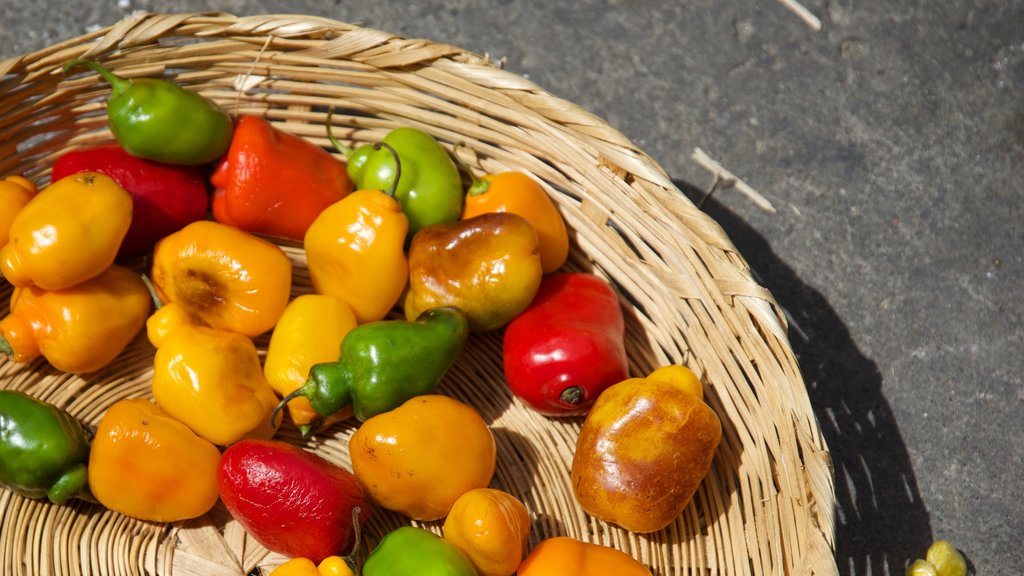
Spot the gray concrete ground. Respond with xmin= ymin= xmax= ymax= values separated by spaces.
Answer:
xmin=1 ymin=1 xmax=1021 ymax=575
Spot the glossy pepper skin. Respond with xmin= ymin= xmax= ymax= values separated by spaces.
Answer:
xmin=350 ymin=395 xmax=496 ymax=521
xmin=502 ymin=272 xmax=628 ymax=416
xmin=152 ymin=323 xmax=279 ymax=446
xmin=404 ymin=212 xmax=542 ymax=332
xmin=0 ymin=175 xmax=37 ymax=244
xmin=264 ymin=294 xmax=357 ymax=435
xmin=276 ymin=307 xmax=469 ymax=427
xmin=51 ymin=143 xmax=209 ymax=258
xmin=1 ymin=172 xmax=131 ymax=290
xmin=0 ymin=390 xmax=93 ymax=504
xmin=88 ymin=398 xmax=221 ymax=522
xmin=443 ymin=488 xmax=531 ymax=576
xmin=63 ymin=60 xmax=233 ymax=165
xmin=345 ymin=127 xmax=462 ymax=239
xmin=211 ymin=115 xmax=353 ymax=241
xmin=516 ymin=537 xmax=652 ymax=576
xmin=461 ymin=171 xmax=569 ymax=274
xmin=149 ymin=220 xmax=292 ymax=337
xmin=362 ymin=527 xmax=478 ymax=576
xmin=571 ymin=365 xmax=722 ymax=533
xmin=218 ymin=439 xmax=370 ymax=564
xmin=270 ymin=557 xmax=354 ymax=576
xmin=0 ymin=264 xmax=151 ymax=374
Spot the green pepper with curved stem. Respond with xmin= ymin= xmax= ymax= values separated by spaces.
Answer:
xmin=362 ymin=526 xmax=478 ymax=576
xmin=330 ymin=120 xmax=463 ymax=240
xmin=0 ymin=390 xmax=94 ymax=504
xmin=63 ymin=59 xmax=233 ymax=165
xmin=273 ymin=307 xmax=469 ymax=432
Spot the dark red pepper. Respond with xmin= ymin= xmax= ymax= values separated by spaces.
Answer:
xmin=502 ymin=272 xmax=629 ymax=416
xmin=51 ymin=143 xmax=208 ymax=258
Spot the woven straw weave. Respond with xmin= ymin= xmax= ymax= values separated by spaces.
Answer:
xmin=0 ymin=12 xmax=837 ymax=576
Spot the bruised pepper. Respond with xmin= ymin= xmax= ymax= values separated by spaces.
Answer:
xmin=274 ymin=307 xmax=469 ymax=429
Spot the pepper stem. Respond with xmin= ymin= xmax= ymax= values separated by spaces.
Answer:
xmin=325 ymin=108 xmax=354 ymax=157
xmin=560 ymin=385 xmax=586 ymax=406
xmin=47 ymin=463 xmax=96 ymax=505
xmin=452 ymin=142 xmax=489 ymax=196
xmin=62 ymin=59 xmax=132 ymax=96
xmin=271 ymin=386 xmax=307 ymax=430
xmin=343 ymin=506 xmax=363 ymax=573
xmin=0 ymin=334 xmax=11 ymax=357
xmin=372 ymin=142 xmax=402 ymax=198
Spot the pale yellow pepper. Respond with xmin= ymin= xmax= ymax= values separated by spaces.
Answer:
xmin=264 ymin=294 xmax=357 ymax=434
xmin=151 ymin=322 xmax=279 ymax=445
xmin=1 ymin=172 xmax=131 ymax=290
xmin=0 ymin=175 xmax=37 ymax=244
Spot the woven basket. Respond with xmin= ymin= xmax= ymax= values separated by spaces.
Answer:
xmin=0 ymin=12 xmax=837 ymax=576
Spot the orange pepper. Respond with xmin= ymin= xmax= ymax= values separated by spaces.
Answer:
xmin=442 ymin=488 xmax=531 ymax=576
xmin=88 ymin=398 xmax=221 ymax=522
xmin=517 ymin=537 xmax=652 ymax=576
xmin=0 ymin=175 xmax=37 ymax=244
xmin=211 ymin=115 xmax=353 ymax=241
xmin=461 ymin=170 xmax=569 ymax=274
xmin=269 ymin=557 xmax=354 ymax=576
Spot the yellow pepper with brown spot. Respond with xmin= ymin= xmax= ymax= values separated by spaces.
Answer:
xmin=1 ymin=172 xmax=131 ymax=290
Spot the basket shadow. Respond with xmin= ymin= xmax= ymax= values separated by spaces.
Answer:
xmin=672 ymin=179 xmax=933 ymax=576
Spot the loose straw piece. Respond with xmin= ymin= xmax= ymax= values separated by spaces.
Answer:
xmin=692 ymin=147 xmax=777 ymax=213
xmin=777 ymin=0 xmax=823 ymax=31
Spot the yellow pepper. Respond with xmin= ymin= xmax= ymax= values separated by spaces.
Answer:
xmin=150 ymin=220 xmax=292 ymax=338
xmin=151 ymin=322 xmax=279 ymax=445
xmin=88 ymin=398 xmax=221 ymax=522
xmin=443 ymin=488 xmax=532 ymax=576
xmin=1 ymin=172 xmax=131 ymax=290
xmin=0 ymin=175 xmax=37 ymax=244
xmin=304 ymin=187 xmax=409 ymax=324
xmin=264 ymin=294 xmax=357 ymax=434
xmin=0 ymin=264 xmax=150 ymax=373
xmin=269 ymin=557 xmax=354 ymax=576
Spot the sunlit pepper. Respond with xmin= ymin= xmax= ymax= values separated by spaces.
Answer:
xmin=211 ymin=115 xmax=353 ymax=240
xmin=304 ymin=143 xmax=409 ymax=324
xmin=443 ymin=488 xmax=531 ymax=576
xmin=363 ymin=527 xmax=478 ymax=576
xmin=0 ymin=264 xmax=151 ymax=374
xmin=264 ymin=294 xmax=358 ymax=435
xmin=0 ymin=175 xmax=37 ymax=244
xmin=905 ymin=541 xmax=967 ymax=576
xmin=517 ymin=537 xmax=652 ymax=576
xmin=88 ymin=398 xmax=221 ymax=522
xmin=1 ymin=172 xmax=131 ymax=290
xmin=152 ymin=323 xmax=280 ymax=445
xmin=149 ymin=220 xmax=292 ymax=337
xmin=269 ymin=557 xmax=354 ymax=576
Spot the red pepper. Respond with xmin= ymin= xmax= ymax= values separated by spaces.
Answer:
xmin=50 ymin=143 xmax=208 ymax=258
xmin=218 ymin=439 xmax=369 ymax=564
xmin=211 ymin=115 xmax=353 ymax=241
xmin=502 ymin=272 xmax=628 ymax=416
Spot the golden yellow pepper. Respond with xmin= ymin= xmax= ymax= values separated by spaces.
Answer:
xmin=264 ymin=294 xmax=357 ymax=434
xmin=150 ymin=220 xmax=292 ymax=338
xmin=443 ymin=488 xmax=532 ymax=576
xmin=1 ymin=172 xmax=131 ymax=290
xmin=152 ymin=323 xmax=279 ymax=445
xmin=0 ymin=175 xmax=37 ymax=244
xmin=269 ymin=557 xmax=354 ymax=576
xmin=0 ymin=264 xmax=150 ymax=374
xmin=304 ymin=188 xmax=409 ymax=324
xmin=88 ymin=398 xmax=221 ymax=522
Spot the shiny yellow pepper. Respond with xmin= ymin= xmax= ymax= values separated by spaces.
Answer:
xmin=89 ymin=398 xmax=221 ymax=522
xmin=269 ymin=556 xmax=354 ymax=576
xmin=1 ymin=172 xmax=131 ymax=290
xmin=0 ymin=264 xmax=150 ymax=374
xmin=304 ymin=184 xmax=409 ymax=324
xmin=443 ymin=488 xmax=532 ymax=576
xmin=264 ymin=294 xmax=358 ymax=435
xmin=150 ymin=220 xmax=292 ymax=338
xmin=151 ymin=321 xmax=279 ymax=446
xmin=0 ymin=175 xmax=37 ymax=244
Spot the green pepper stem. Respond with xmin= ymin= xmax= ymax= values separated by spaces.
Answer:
xmin=344 ymin=506 xmax=363 ymax=573
xmin=325 ymin=108 xmax=354 ymax=157
xmin=63 ymin=59 xmax=132 ymax=96
xmin=372 ymin=141 xmax=402 ymax=198
xmin=139 ymin=272 xmax=164 ymax=310
xmin=0 ymin=334 xmax=11 ymax=357
xmin=272 ymin=386 xmax=308 ymax=430
xmin=452 ymin=142 xmax=489 ymax=196
xmin=47 ymin=463 xmax=96 ymax=505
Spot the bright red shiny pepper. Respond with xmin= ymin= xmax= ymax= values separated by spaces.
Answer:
xmin=502 ymin=272 xmax=628 ymax=416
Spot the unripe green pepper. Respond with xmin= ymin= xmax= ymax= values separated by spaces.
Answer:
xmin=363 ymin=526 xmax=478 ymax=576
xmin=274 ymin=307 xmax=469 ymax=431
xmin=344 ymin=127 xmax=463 ymax=239
xmin=63 ymin=59 xmax=233 ymax=165
xmin=0 ymin=390 xmax=94 ymax=504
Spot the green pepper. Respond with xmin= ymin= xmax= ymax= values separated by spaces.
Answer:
xmin=341 ymin=126 xmax=463 ymax=239
xmin=273 ymin=307 xmax=469 ymax=433
xmin=362 ymin=526 xmax=478 ymax=576
xmin=0 ymin=390 xmax=94 ymax=504
xmin=63 ymin=59 xmax=233 ymax=165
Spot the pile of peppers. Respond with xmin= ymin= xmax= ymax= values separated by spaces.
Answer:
xmin=0 ymin=57 xmax=721 ymax=576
